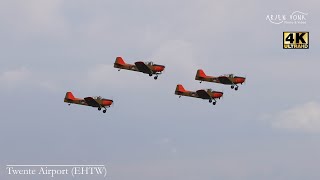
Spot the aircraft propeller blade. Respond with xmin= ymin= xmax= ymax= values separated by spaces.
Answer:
xmin=111 ymin=96 xmax=115 ymax=107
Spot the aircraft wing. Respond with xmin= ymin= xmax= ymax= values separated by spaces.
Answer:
xmin=218 ymin=76 xmax=233 ymax=84
xmin=134 ymin=61 xmax=153 ymax=74
xmin=84 ymin=97 xmax=101 ymax=107
xmin=196 ymin=90 xmax=211 ymax=99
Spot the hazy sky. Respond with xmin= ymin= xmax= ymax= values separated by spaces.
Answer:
xmin=1 ymin=0 xmax=320 ymax=180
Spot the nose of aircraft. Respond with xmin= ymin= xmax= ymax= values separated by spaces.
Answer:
xmin=235 ymin=77 xmax=246 ymax=84
xmin=102 ymin=99 xmax=113 ymax=106
xmin=213 ymin=92 xmax=223 ymax=98
xmin=154 ymin=65 xmax=165 ymax=72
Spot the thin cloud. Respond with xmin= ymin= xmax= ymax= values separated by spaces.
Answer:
xmin=0 ymin=67 xmax=31 ymax=88
xmin=271 ymin=101 xmax=320 ymax=133
xmin=0 ymin=67 xmax=61 ymax=92
xmin=0 ymin=0 xmax=67 ymax=37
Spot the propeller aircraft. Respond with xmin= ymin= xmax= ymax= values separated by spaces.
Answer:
xmin=114 ymin=57 xmax=165 ymax=80
xmin=64 ymin=92 xmax=113 ymax=113
xmin=175 ymin=84 xmax=223 ymax=105
xmin=195 ymin=69 xmax=246 ymax=91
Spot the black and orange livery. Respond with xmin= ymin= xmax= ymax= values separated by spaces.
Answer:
xmin=114 ymin=57 xmax=165 ymax=80
xmin=175 ymin=84 xmax=223 ymax=106
xmin=64 ymin=92 xmax=113 ymax=113
xmin=195 ymin=69 xmax=246 ymax=91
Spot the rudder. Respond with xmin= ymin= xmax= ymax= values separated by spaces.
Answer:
xmin=65 ymin=92 xmax=75 ymax=100
xmin=115 ymin=57 xmax=126 ymax=65
xmin=196 ymin=69 xmax=207 ymax=78
xmin=175 ymin=84 xmax=186 ymax=93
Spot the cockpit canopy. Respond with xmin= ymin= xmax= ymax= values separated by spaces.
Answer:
xmin=94 ymin=96 xmax=102 ymax=100
xmin=223 ymin=74 xmax=234 ymax=78
xmin=145 ymin=61 xmax=154 ymax=66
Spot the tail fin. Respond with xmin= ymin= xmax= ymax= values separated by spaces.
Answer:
xmin=175 ymin=84 xmax=186 ymax=93
xmin=196 ymin=69 xmax=207 ymax=78
xmin=115 ymin=57 xmax=126 ymax=66
xmin=65 ymin=92 xmax=75 ymax=100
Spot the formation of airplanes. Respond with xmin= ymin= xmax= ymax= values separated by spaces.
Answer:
xmin=64 ymin=57 xmax=246 ymax=112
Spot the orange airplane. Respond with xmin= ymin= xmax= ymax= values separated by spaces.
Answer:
xmin=64 ymin=92 xmax=113 ymax=113
xmin=114 ymin=57 xmax=165 ymax=80
xmin=195 ymin=69 xmax=246 ymax=91
xmin=175 ymin=84 xmax=223 ymax=105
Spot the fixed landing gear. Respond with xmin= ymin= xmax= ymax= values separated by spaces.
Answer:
xmin=118 ymin=69 xmax=120 ymax=71
xmin=200 ymin=81 xmax=202 ymax=83
xmin=98 ymin=107 xmax=107 ymax=113
xmin=209 ymin=99 xmax=216 ymax=105
xmin=150 ymin=72 xmax=161 ymax=80
xmin=68 ymin=103 xmax=71 ymax=106
xmin=231 ymin=85 xmax=239 ymax=91
xmin=179 ymin=95 xmax=181 ymax=98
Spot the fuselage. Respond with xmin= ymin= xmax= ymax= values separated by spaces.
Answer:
xmin=64 ymin=98 xmax=113 ymax=107
xmin=175 ymin=90 xmax=223 ymax=99
xmin=196 ymin=75 xmax=246 ymax=85
xmin=114 ymin=62 xmax=165 ymax=74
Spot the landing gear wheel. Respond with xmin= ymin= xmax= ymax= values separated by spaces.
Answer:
xmin=103 ymin=110 xmax=107 ymax=113
xmin=231 ymin=85 xmax=234 ymax=89
xmin=209 ymin=99 xmax=212 ymax=103
xmin=213 ymin=102 xmax=216 ymax=105
xmin=149 ymin=74 xmax=152 ymax=76
xmin=154 ymin=76 xmax=158 ymax=80
xmin=98 ymin=107 xmax=101 ymax=111
xmin=235 ymin=87 xmax=238 ymax=91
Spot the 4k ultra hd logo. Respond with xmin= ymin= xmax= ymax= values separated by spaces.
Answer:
xmin=283 ymin=32 xmax=309 ymax=49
